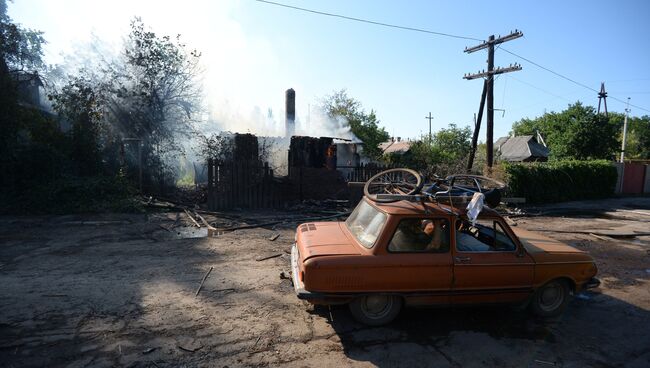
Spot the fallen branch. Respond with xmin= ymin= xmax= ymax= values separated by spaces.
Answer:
xmin=256 ymin=253 xmax=283 ymax=262
xmin=195 ymin=266 xmax=213 ymax=297
xmin=194 ymin=211 xmax=216 ymax=231
xmin=184 ymin=209 xmax=201 ymax=228
xmin=268 ymin=234 xmax=280 ymax=241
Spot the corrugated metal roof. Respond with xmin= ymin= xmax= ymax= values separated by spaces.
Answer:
xmin=497 ymin=135 xmax=549 ymax=162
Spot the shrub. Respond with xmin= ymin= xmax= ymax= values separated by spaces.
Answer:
xmin=502 ymin=160 xmax=617 ymax=204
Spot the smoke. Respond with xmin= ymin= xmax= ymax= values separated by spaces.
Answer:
xmin=36 ymin=7 xmax=363 ymax=182
xmin=295 ymin=106 xmax=359 ymax=141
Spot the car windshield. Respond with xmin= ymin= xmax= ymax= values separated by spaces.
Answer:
xmin=345 ymin=200 xmax=387 ymax=248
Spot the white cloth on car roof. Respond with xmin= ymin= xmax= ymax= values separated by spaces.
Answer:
xmin=466 ymin=192 xmax=485 ymax=226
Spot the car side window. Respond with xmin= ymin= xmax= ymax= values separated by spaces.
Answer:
xmin=388 ymin=218 xmax=450 ymax=253
xmin=456 ymin=219 xmax=516 ymax=252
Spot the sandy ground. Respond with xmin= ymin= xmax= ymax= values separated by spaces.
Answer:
xmin=1 ymin=198 xmax=649 ymax=367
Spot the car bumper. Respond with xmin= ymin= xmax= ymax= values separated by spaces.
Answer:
xmin=290 ymin=244 xmax=353 ymax=303
xmin=291 ymin=244 xmax=313 ymax=299
xmin=584 ymin=277 xmax=601 ymax=289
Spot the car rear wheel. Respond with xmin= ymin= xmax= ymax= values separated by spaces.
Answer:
xmin=530 ymin=279 xmax=570 ymax=317
xmin=349 ymin=295 xmax=402 ymax=326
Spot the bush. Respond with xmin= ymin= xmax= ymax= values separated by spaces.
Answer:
xmin=502 ymin=160 xmax=617 ymax=204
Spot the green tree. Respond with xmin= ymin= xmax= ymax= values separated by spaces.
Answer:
xmin=0 ymin=0 xmax=46 ymax=158
xmin=385 ymin=124 xmax=472 ymax=177
xmin=511 ymin=102 xmax=620 ymax=160
xmin=431 ymin=123 xmax=472 ymax=163
xmin=49 ymin=75 xmax=105 ymax=175
xmin=103 ymin=18 xmax=202 ymax=188
xmin=611 ymin=113 xmax=650 ymax=159
xmin=321 ymin=89 xmax=389 ymax=159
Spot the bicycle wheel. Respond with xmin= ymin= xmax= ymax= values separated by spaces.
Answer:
xmin=364 ymin=168 xmax=423 ymax=203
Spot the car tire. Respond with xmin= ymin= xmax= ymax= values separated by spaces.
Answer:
xmin=530 ymin=279 xmax=571 ymax=318
xmin=349 ymin=295 xmax=402 ymax=326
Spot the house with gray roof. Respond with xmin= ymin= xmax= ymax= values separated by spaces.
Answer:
xmin=495 ymin=135 xmax=549 ymax=162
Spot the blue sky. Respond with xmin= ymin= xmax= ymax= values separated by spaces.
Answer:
xmin=9 ymin=0 xmax=650 ymax=140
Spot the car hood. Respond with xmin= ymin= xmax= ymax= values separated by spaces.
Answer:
xmin=296 ymin=221 xmax=361 ymax=261
xmin=511 ymin=227 xmax=592 ymax=262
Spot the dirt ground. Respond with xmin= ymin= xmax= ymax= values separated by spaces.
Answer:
xmin=1 ymin=197 xmax=649 ymax=368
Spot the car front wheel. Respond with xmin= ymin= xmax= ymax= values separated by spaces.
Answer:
xmin=530 ymin=279 xmax=571 ymax=317
xmin=349 ymin=295 xmax=402 ymax=326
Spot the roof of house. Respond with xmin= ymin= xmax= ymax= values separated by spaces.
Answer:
xmin=380 ymin=140 xmax=413 ymax=154
xmin=496 ymin=135 xmax=549 ymax=162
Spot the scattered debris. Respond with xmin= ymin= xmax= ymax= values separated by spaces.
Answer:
xmin=268 ymin=233 xmax=280 ymax=241
xmin=195 ymin=266 xmax=214 ymax=297
xmin=142 ymin=347 xmax=157 ymax=355
xmin=184 ymin=209 xmax=201 ymax=228
xmin=158 ymin=224 xmax=172 ymax=232
xmin=177 ymin=344 xmax=203 ymax=353
xmin=213 ymin=288 xmax=236 ymax=294
xmin=589 ymin=233 xmax=612 ymax=241
xmin=504 ymin=216 xmax=517 ymax=226
xmin=531 ymin=229 xmax=650 ymax=238
xmin=279 ymin=271 xmax=291 ymax=281
xmin=256 ymin=254 xmax=283 ymax=262
xmin=194 ymin=211 xmax=216 ymax=231
xmin=534 ymin=359 xmax=557 ymax=366
xmin=215 ymin=212 xmax=351 ymax=233
xmin=62 ymin=220 xmax=131 ymax=226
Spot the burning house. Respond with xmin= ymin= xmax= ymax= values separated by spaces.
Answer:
xmin=205 ymin=88 xmax=373 ymax=210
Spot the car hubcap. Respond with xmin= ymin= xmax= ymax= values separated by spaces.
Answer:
xmin=361 ymin=295 xmax=392 ymax=319
xmin=539 ymin=282 xmax=564 ymax=312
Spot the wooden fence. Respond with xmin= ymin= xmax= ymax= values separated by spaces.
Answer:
xmin=207 ymin=160 xmax=394 ymax=210
xmin=207 ymin=159 xmax=280 ymax=210
xmin=339 ymin=163 xmax=394 ymax=182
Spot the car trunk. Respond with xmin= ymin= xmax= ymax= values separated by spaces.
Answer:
xmin=296 ymin=222 xmax=361 ymax=262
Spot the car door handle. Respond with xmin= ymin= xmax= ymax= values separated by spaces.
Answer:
xmin=455 ymin=256 xmax=471 ymax=263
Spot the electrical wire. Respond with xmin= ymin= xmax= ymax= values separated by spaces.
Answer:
xmin=501 ymin=47 xmax=650 ymax=113
xmin=254 ymin=0 xmax=482 ymax=41
xmin=255 ymin=0 xmax=649 ymax=113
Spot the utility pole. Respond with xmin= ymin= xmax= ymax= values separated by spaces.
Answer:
xmin=467 ymin=80 xmax=487 ymax=172
xmin=425 ymin=112 xmax=434 ymax=142
xmin=597 ymin=82 xmax=608 ymax=117
xmin=464 ymin=30 xmax=523 ymax=171
xmin=620 ymin=97 xmax=631 ymax=163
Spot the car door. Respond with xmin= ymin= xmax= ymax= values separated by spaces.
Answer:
xmin=372 ymin=216 xmax=453 ymax=306
xmin=451 ymin=217 xmax=534 ymax=304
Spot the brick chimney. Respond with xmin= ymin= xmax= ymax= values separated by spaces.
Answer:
xmin=285 ymin=88 xmax=295 ymax=138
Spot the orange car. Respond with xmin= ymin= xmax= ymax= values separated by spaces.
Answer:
xmin=291 ymin=197 xmax=600 ymax=325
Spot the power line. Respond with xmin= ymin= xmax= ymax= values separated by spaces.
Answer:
xmin=500 ymin=47 xmax=598 ymax=93
xmin=501 ymin=47 xmax=650 ymax=113
xmin=255 ymin=1 xmax=649 ymax=113
xmin=508 ymin=75 xmax=576 ymax=103
xmin=254 ymin=0 xmax=481 ymax=41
